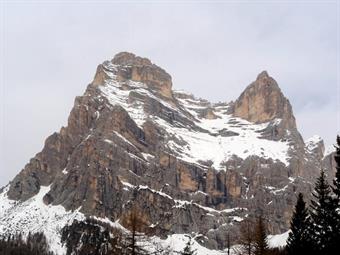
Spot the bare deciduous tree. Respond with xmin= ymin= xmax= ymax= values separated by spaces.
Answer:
xmin=238 ymin=218 xmax=255 ymax=255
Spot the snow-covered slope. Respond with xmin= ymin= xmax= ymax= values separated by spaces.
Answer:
xmin=99 ymin=60 xmax=291 ymax=169
xmin=0 ymin=185 xmax=84 ymax=254
xmin=267 ymin=231 xmax=290 ymax=248
xmin=0 ymin=185 xmax=238 ymax=255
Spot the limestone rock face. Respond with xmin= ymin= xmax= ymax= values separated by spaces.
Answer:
xmin=306 ymin=135 xmax=325 ymax=159
xmin=1 ymin=52 xmax=336 ymax=252
xmin=233 ymin=71 xmax=296 ymax=131
xmin=93 ymin=52 xmax=173 ymax=100
xmin=113 ymin=52 xmax=173 ymax=100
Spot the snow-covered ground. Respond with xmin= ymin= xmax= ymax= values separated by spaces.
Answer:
xmin=0 ymin=185 xmax=84 ymax=255
xmin=0 ymin=185 xmax=233 ymax=255
xmin=267 ymin=230 xmax=290 ymax=248
xmin=0 ymin=183 xmax=289 ymax=254
xmin=305 ymin=135 xmax=323 ymax=152
xmin=145 ymin=234 xmax=227 ymax=255
xmin=155 ymin=115 xmax=290 ymax=169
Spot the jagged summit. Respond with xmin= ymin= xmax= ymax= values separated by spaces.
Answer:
xmin=93 ymin=51 xmax=173 ymax=99
xmin=111 ymin=52 xmax=153 ymax=66
xmin=256 ymin=70 xmax=270 ymax=80
xmin=306 ymin=135 xmax=325 ymax=159
xmin=233 ymin=70 xmax=296 ymax=130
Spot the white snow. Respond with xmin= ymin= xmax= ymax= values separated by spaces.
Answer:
xmin=120 ymin=181 xmax=174 ymax=200
xmin=141 ymin=152 xmax=155 ymax=160
xmin=221 ymin=207 xmax=247 ymax=213
xmin=99 ymin=70 xmax=182 ymax=129
xmin=174 ymin=199 xmax=246 ymax=215
xmin=113 ymin=131 xmax=137 ymax=148
xmin=146 ymin=234 xmax=227 ymax=255
xmin=0 ymin=185 xmax=85 ymax=255
xmin=324 ymin=144 xmax=335 ymax=158
xmin=154 ymin=113 xmax=290 ymax=170
xmin=306 ymin=135 xmax=322 ymax=145
xmin=305 ymin=135 xmax=323 ymax=152
xmin=288 ymin=177 xmax=295 ymax=183
xmin=99 ymin=79 xmax=147 ymax=128
xmin=90 ymin=216 xmax=127 ymax=232
xmin=231 ymin=216 xmax=243 ymax=222
xmin=138 ymin=185 xmax=174 ymax=200
xmin=265 ymin=184 xmax=289 ymax=195
xmin=120 ymin=181 xmax=246 ymax=215
xmin=267 ymin=230 xmax=290 ymax=248
xmin=120 ymin=180 xmax=136 ymax=189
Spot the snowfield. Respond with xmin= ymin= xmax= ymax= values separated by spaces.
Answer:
xmin=267 ymin=230 xmax=290 ymax=248
xmin=0 ymin=185 xmax=85 ymax=254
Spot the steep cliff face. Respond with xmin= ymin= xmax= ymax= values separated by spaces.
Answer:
xmin=0 ymin=52 xmax=334 ymax=253
xmin=95 ymin=52 xmax=174 ymax=100
xmin=233 ymin=71 xmax=296 ymax=130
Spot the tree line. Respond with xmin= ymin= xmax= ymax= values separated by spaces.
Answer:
xmin=0 ymin=232 xmax=54 ymax=255
xmin=60 ymin=209 xmax=182 ymax=255
xmin=285 ymin=135 xmax=340 ymax=255
xmin=234 ymin=136 xmax=340 ymax=255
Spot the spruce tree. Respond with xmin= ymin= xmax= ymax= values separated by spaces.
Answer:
xmin=254 ymin=216 xmax=269 ymax=255
xmin=309 ymin=169 xmax=334 ymax=253
xmin=286 ymin=193 xmax=310 ymax=255
xmin=329 ymin=135 xmax=340 ymax=252
xmin=226 ymin=232 xmax=230 ymax=255
xmin=333 ymin=135 xmax=340 ymax=199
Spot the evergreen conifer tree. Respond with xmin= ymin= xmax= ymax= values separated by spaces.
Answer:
xmin=181 ymin=236 xmax=196 ymax=255
xmin=308 ymin=169 xmax=334 ymax=253
xmin=286 ymin=193 xmax=310 ymax=255
xmin=329 ymin=135 xmax=340 ymax=252
xmin=333 ymin=135 xmax=340 ymax=200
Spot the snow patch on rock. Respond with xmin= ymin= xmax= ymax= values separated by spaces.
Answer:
xmin=0 ymin=185 xmax=85 ymax=255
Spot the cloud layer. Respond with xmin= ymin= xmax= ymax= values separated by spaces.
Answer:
xmin=1 ymin=1 xmax=339 ymax=186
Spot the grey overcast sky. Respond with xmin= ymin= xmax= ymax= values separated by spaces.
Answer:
xmin=0 ymin=1 xmax=339 ymax=187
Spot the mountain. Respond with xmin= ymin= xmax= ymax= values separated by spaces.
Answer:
xmin=0 ymin=52 xmax=335 ymax=254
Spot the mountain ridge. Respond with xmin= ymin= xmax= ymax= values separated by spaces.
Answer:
xmin=0 ymin=52 xmax=335 ymax=254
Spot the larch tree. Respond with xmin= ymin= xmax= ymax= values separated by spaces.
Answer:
xmin=254 ymin=216 xmax=269 ymax=255
xmin=239 ymin=218 xmax=255 ymax=255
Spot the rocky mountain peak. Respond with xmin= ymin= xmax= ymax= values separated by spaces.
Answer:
xmin=1 ymin=53 xmax=332 ymax=254
xmin=233 ymin=71 xmax=296 ymax=130
xmin=114 ymin=52 xmax=173 ymax=99
xmin=306 ymin=135 xmax=325 ymax=159
xmin=112 ymin=52 xmax=152 ymax=66
xmin=92 ymin=52 xmax=173 ymax=100
xmin=256 ymin=70 xmax=270 ymax=80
